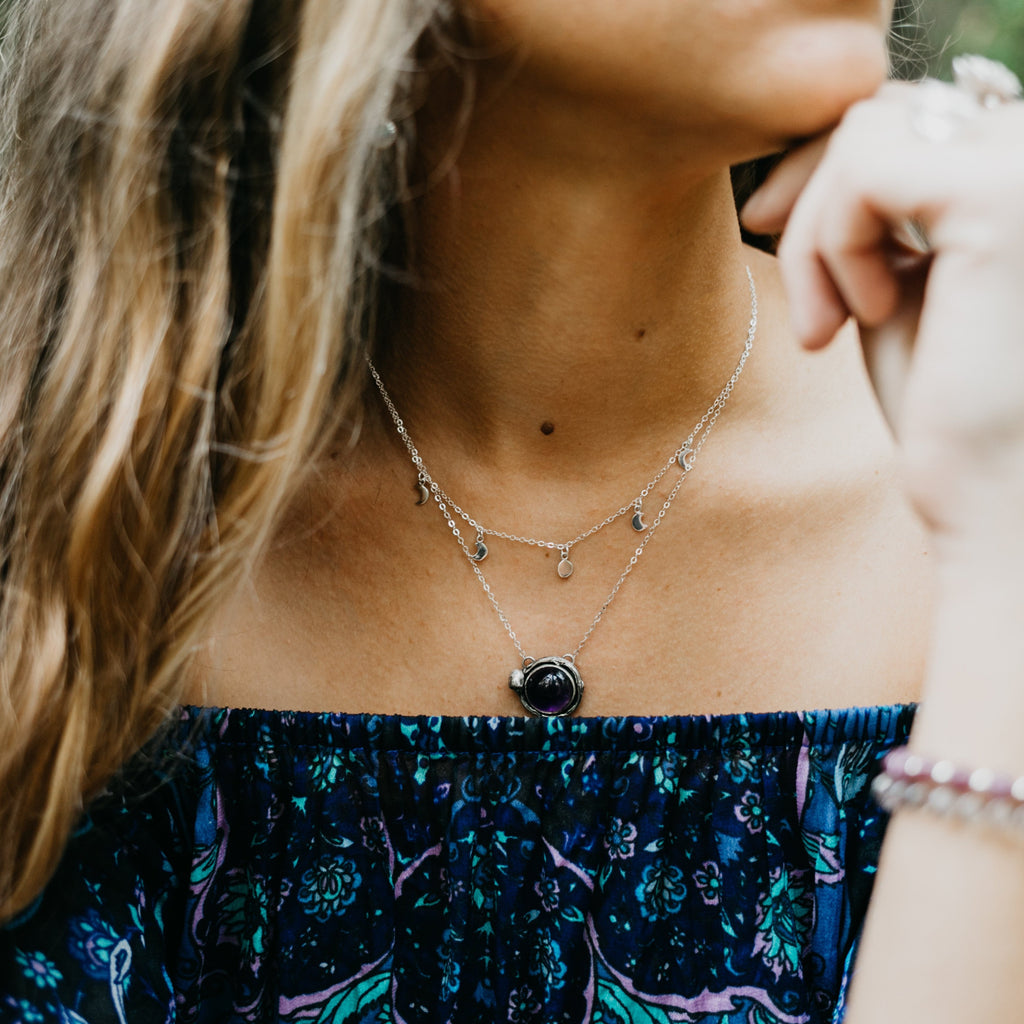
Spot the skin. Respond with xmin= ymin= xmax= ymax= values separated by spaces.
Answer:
xmin=744 ymin=81 xmax=1024 ymax=1022
xmin=195 ymin=0 xmax=931 ymax=718
xmin=193 ymin=1 xmax=1024 ymax=1016
xmin=460 ymin=0 xmax=893 ymax=156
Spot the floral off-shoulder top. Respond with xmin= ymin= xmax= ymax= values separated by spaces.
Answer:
xmin=0 ymin=703 xmax=914 ymax=1024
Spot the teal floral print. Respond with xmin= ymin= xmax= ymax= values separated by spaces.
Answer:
xmin=219 ymin=869 xmax=270 ymax=965
xmin=297 ymin=853 xmax=361 ymax=922
xmin=636 ymin=862 xmax=688 ymax=921
xmin=693 ymin=860 xmax=724 ymax=906
xmin=439 ymin=928 xmax=461 ymax=993
xmin=722 ymin=728 xmax=758 ymax=783
xmin=754 ymin=866 xmax=815 ymax=980
xmin=14 ymin=951 xmax=61 ymax=991
xmin=535 ymin=875 xmax=560 ymax=912
xmin=508 ymin=985 xmax=542 ymax=1022
xmin=603 ymin=818 xmax=637 ymax=859
xmin=652 ymin=748 xmax=688 ymax=794
xmin=736 ymin=790 xmax=766 ymax=833
xmin=68 ymin=910 xmax=125 ymax=981
xmin=0 ymin=703 xmax=913 ymax=1023
xmin=360 ymin=816 xmax=387 ymax=855
xmin=1 ymin=997 xmax=44 ymax=1023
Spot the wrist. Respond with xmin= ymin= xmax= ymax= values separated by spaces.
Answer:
xmin=912 ymin=554 xmax=1024 ymax=774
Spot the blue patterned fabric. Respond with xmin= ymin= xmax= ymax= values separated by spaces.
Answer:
xmin=0 ymin=704 xmax=913 ymax=1023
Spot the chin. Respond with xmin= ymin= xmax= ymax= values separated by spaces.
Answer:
xmin=677 ymin=19 xmax=891 ymax=165
xmin=756 ymin=21 xmax=892 ymax=141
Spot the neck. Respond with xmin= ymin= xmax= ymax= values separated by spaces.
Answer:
xmin=374 ymin=75 xmax=771 ymax=495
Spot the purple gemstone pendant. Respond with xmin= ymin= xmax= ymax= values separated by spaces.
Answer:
xmin=509 ymin=656 xmax=584 ymax=717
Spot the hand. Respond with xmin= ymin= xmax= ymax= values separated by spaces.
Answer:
xmin=742 ymin=81 xmax=1024 ymax=553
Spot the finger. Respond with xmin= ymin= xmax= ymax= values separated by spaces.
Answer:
xmin=861 ymin=317 xmax=914 ymax=433
xmin=817 ymin=197 xmax=901 ymax=328
xmin=777 ymin=238 xmax=851 ymax=348
xmin=740 ymin=135 xmax=830 ymax=234
xmin=776 ymin=95 xmax=935 ymax=348
xmin=775 ymin=149 xmax=853 ymax=348
xmin=859 ymin=260 xmax=928 ymax=433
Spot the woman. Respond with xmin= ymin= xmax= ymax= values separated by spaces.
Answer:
xmin=0 ymin=0 xmax=1021 ymax=1020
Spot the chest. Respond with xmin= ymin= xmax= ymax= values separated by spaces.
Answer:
xmin=194 ymin=463 xmax=932 ymax=718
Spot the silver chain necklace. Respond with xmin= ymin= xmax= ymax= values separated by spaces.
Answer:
xmin=369 ymin=267 xmax=757 ymax=716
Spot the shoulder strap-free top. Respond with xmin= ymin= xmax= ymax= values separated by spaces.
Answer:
xmin=0 ymin=704 xmax=914 ymax=1024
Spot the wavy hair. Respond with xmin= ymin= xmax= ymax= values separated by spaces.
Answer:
xmin=0 ymin=0 xmax=444 ymax=923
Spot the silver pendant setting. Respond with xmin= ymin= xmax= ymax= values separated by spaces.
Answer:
xmin=509 ymin=656 xmax=584 ymax=717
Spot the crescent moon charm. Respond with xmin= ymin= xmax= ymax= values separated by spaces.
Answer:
xmin=471 ymin=538 xmax=489 ymax=562
xmin=415 ymin=482 xmax=430 ymax=505
xmin=631 ymin=509 xmax=646 ymax=532
xmin=678 ymin=447 xmax=695 ymax=471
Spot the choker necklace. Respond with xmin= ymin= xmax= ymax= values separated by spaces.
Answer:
xmin=369 ymin=267 xmax=757 ymax=716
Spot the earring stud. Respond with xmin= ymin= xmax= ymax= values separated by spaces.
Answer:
xmin=373 ymin=119 xmax=398 ymax=149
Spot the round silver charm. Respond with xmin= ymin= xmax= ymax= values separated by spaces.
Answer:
xmin=509 ymin=656 xmax=584 ymax=717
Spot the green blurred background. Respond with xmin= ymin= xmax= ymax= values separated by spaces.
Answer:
xmin=898 ymin=0 xmax=1024 ymax=79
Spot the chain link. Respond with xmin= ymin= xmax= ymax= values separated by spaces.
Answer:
xmin=369 ymin=267 xmax=758 ymax=663
xmin=368 ymin=267 xmax=756 ymax=554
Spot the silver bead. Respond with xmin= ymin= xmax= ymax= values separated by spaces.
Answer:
xmin=953 ymin=793 xmax=984 ymax=820
xmin=927 ymin=786 xmax=957 ymax=814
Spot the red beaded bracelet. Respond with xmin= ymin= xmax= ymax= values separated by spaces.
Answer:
xmin=872 ymin=746 xmax=1024 ymax=830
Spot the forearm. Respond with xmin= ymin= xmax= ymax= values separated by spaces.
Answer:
xmin=846 ymin=543 xmax=1024 ymax=1022
xmin=740 ymin=64 xmax=1024 ymax=1021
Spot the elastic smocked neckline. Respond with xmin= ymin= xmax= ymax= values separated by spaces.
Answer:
xmin=177 ymin=703 xmax=915 ymax=756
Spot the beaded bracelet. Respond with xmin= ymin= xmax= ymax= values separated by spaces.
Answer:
xmin=872 ymin=746 xmax=1024 ymax=831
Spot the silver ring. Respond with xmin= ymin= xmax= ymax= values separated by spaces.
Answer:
xmin=951 ymin=54 xmax=1023 ymax=109
xmin=911 ymin=56 xmax=1022 ymax=143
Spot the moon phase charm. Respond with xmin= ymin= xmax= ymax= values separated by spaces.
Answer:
xmin=471 ymin=536 xmax=489 ymax=562
xmin=509 ymin=656 xmax=584 ymax=717
xmin=631 ymin=508 xmax=646 ymax=532
xmin=678 ymin=447 xmax=695 ymax=471
xmin=415 ymin=481 xmax=430 ymax=505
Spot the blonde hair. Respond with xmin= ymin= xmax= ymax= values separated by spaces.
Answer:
xmin=0 ymin=0 xmax=444 ymax=923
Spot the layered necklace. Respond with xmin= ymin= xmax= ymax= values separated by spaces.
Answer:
xmin=369 ymin=267 xmax=757 ymax=717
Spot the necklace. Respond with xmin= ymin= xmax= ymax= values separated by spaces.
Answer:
xmin=369 ymin=267 xmax=757 ymax=716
